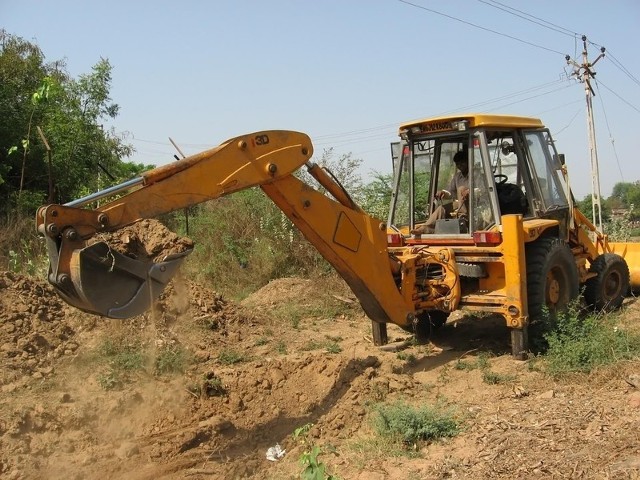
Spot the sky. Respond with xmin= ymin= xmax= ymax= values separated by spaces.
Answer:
xmin=4 ymin=0 xmax=640 ymax=199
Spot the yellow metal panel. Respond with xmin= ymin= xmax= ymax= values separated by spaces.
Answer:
xmin=333 ymin=212 xmax=362 ymax=252
xmin=609 ymin=242 xmax=640 ymax=291
xmin=399 ymin=114 xmax=544 ymax=135
xmin=500 ymin=215 xmax=528 ymax=328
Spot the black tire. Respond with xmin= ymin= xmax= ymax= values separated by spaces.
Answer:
xmin=526 ymin=237 xmax=579 ymax=323
xmin=402 ymin=310 xmax=449 ymax=342
xmin=584 ymin=253 xmax=629 ymax=311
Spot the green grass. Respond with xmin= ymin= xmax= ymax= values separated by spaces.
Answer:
xmin=543 ymin=307 xmax=640 ymax=376
xmin=270 ymin=301 xmax=353 ymax=329
xmin=154 ymin=345 xmax=189 ymax=375
xmin=371 ymin=400 xmax=459 ymax=447
xmin=94 ymin=336 xmax=148 ymax=390
xmin=99 ymin=338 xmax=146 ymax=371
xmin=482 ymin=371 xmax=516 ymax=385
xmin=300 ymin=337 xmax=343 ymax=354
xmin=217 ymin=349 xmax=249 ymax=365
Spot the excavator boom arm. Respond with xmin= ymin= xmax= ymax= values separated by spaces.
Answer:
xmin=37 ymin=130 xmax=413 ymax=327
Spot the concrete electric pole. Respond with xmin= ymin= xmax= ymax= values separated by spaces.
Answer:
xmin=566 ymin=35 xmax=606 ymax=231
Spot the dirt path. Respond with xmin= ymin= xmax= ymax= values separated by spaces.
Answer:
xmin=1 ymin=272 xmax=639 ymax=479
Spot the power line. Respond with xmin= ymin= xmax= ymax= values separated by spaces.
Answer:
xmin=397 ymin=0 xmax=566 ymax=56
xmin=596 ymin=80 xmax=640 ymax=114
xmin=550 ymin=108 xmax=582 ymax=136
xmin=586 ymin=40 xmax=640 ymax=88
xmin=605 ymin=51 xmax=640 ymax=88
xmin=483 ymin=84 xmax=574 ymax=112
xmin=594 ymin=80 xmax=625 ymax=181
xmin=477 ymin=0 xmax=578 ymax=38
xmin=316 ymin=78 xmax=564 ymax=141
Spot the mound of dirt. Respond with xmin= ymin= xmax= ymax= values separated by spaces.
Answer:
xmin=0 ymin=271 xmax=84 ymax=386
xmin=240 ymin=277 xmax=317 ymax=308
xmin=92 ymin=219 xmax=194 ymax=262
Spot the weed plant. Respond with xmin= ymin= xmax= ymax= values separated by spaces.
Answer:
xmin=217 ymin=349 xmax=248 ymax=365
xmin=154 ymin=345 xmax=189 ymax=375
xmin=543 ymin=304 xmax=640 ymax=376
xmin=371 ymin=400 xmax=459 ymax=447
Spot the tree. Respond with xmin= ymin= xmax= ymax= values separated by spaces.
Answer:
xmin=0 ymin=31 xmax=145 ymax=219
xmin=576 ymin=194 xmax=611 ymax=223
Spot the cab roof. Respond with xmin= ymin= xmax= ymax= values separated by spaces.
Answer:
xmin=399 ymin=114 xmax=544 ymax=135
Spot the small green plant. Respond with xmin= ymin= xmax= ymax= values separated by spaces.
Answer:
xmin=544 ymin=308 xmax=640 ymax=376
xmin=254 ymin=337 xmax=270 ymax=346
xmin=372 ymin=400 xmax=459 ymax=447
xmin=397 ymin=352 xmax=417 ymax=365
xmin=293 ymin=423 xmax=340 ymax=479
xmin=8 ymin=248 xmax=38 ymax=275
xmin=217 ymin=349 xmax=248 ymax=365
xmin=99 ymin=338 xmax=146 ymax=371
xmin=325 ymin=342 xmax=342 ymax=354
xmin=293 ymin=423 xmax=314 ymax=441
xmin=454 ymin=352 xmax=490 ymax=371
xmin=301 ymin=340 xmax=324 ymax=351
xmin=274 ymin=340 xmax=288 ymax=355
xmin=482 ymin=371 xmax=516 ymax=385
xmin=97 ymin=370 xmax=119 ymax=390
xmin=300 ymin=446 xmax=339 ymax=480
xmin=154 ymin=345 xmax=189 ymax=375
xmin=188 ymin=372 xmax=226 ymax=397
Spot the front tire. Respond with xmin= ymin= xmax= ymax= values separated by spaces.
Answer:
xmin=584 ymin=253 xmax=629 ymax=311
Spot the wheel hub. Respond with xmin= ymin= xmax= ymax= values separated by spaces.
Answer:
xmin=547 ymin=271 xmax=560 ymax=305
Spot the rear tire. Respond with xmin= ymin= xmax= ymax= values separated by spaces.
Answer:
xmin=584 ymin=253 xmax=629 ymax=311
xmin=526 ymin=237 xmax=579 ymax=324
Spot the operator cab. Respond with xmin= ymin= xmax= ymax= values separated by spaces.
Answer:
xmin=388 ymin=114 xmax=570 ymax=242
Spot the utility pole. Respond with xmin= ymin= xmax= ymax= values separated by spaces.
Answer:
xmin=566 ymin=35 xmax=606 ymax=231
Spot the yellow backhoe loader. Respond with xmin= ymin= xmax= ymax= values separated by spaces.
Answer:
xmin=36 ymin=115 xmax=640 ymax=358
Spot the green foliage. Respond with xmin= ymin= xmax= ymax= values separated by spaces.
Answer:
xmin=300 ymin=446 xmax=339 ymax=480
xmin=454 ymin=352 xmax=490 ymax=371
xmin=356 ymin=170 xmax=392 ymax=221
xmin=293 ymin=422 xmax=340 ymax=480
xmin=184 ymin=190 xmax=330 ymax=298
xmin=274 ymin=340 xmax=288 ymax=355
xmin=605 ymin=205 xmax=636 ymax=241
xmin=217 ymin=349 xmax=248 ymax=365
xmin=99 ymin=338 xmax=146 ymax=371
xmin=544 ymin=308 xmax=640 ymax=376
xmin=576 ymin=194 xmax=611 ymax=223
xmin=95 ymin=336 xmax=146 ymax=390
xmin=372 ymin=400 xmax=459 ymax=447
xmin=154 ymin=345 xmax=189 ymax=375
xmin=482 ymin=371 xmax=515 ymax=385
xmin=0 ymin=31 xmax=137 ymax=219
xmin=187 ymin=372 xmax=226 ymax=398
xmin=610 ymin=181 xmax=640 ymax=218
xmin=293 ymin=423 xmax=314 ymax=440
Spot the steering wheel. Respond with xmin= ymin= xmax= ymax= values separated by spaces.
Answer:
xmin=494 ymin=174 xmax=508 ymax=185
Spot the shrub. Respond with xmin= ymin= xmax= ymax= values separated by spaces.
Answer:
xmin=372 ymin=400 xmax=459 ymax=446
xmin=217 ymin=349 xmax=248 ymax=365
xmin=544 ymin=308 xmax=640 ymax=376
xmin=154 ymin=345 xmax=189 ymax=375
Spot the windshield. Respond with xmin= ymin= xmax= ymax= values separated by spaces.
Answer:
xmin=389 ymin=133 xmax=496 ymax=235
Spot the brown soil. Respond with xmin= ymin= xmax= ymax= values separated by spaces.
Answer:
xmin=91 ymin=219 xmax=194 ymax=261
xmin=1 ymin=267 xmax=640 ymax=478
